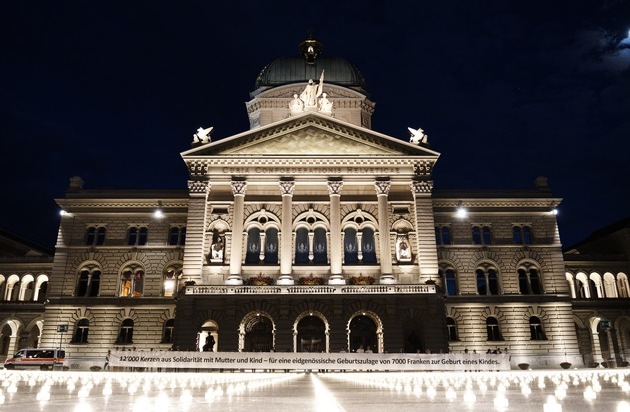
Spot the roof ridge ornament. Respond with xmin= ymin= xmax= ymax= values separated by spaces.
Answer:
xmin=408 ymin=127 xmax=429 ymax=145
xmin=192 ymin=126 xmax=213 ymax=145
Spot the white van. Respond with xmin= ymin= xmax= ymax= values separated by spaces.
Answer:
xmin=3 ymin=348 xmax=66 ymax=370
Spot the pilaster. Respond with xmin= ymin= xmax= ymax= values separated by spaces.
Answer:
xmin=182 ymin=179 xmax=210 ymax=283
xmin=411 ymin=179 xmax=439 ymax=282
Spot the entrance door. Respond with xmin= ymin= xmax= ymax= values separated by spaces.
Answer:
xmin=244 ymin=316 xmax=273 ymax=352
xmin=349 ymin=315 xmax=377 ymax=353
xmin=297 ymin=316 xmax=325 ymax=352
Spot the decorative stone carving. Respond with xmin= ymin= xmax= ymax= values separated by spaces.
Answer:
xmin=408 ymin=127 xmax=428 ymax=145
xmin=289 ymin=94 xmax=304 ymax=114
xmin=413 ymin=161 xmax=434 ymax=176
xmin=374 ymin=180 xmax=391 ymax=196
xmin=319 ymin=93 xmax=333 ymax=115
xmin=299 ymin=71 xmax=324 ymax=108
xmin=231 ymin=180 xmax=247 ymax=196
xmin=396 ymin=234 xmax=412 ymax=263
xmin=187 ymin=180 xmax=211 ymax=195
xmin=208 ymin=232 xmax=224 ymax=263
xmin=279 ymin=180 xmax=296 ymax=196
xmin=192 ymin=126 xmax=213 ymax=144
xmin=411 ymin=180 xmax=433 ymax=194
xmin=327 ymin=180 xmax=343 ymax=196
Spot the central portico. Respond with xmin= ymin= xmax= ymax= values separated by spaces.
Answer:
xmin=172 ymin=40 xmax=447 ymax=353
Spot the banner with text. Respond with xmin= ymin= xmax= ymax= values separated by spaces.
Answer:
xmin=109 ymin=351 xmax=510 ymax=371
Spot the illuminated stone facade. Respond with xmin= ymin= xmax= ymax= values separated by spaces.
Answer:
xmin=2 ymin=40 xmax=626 ymax=369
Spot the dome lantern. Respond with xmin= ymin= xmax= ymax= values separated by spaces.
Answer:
xmin=299 ymin=38 xmax=324 ymax=65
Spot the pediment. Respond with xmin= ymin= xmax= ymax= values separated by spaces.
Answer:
xmin=182 ymin=112 xmax=439 ymax=158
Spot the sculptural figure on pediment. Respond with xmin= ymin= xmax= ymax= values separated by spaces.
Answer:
xmin=289 ymin=94 xmax=304 ymax=114
xmin=319 ymin=93 xmax=333 ymax=115
xmin=299 ymin=70 xmax=324 ymax=108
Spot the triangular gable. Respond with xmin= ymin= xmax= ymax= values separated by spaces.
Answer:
xmin=181 ymin=112 xmax=439 ymax=158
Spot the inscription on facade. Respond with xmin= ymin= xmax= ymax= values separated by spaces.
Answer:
xmin=220 ymin=166 xmax=405 ymax=174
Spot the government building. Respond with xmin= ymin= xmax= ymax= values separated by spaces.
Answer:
xmin=1 ymin=39 xmax=629 ymax=369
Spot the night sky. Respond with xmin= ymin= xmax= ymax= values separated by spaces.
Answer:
xmin=3 ymin=1 xmax=630 ymax=250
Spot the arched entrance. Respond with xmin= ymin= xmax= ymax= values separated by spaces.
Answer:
xmin=240 ymin=313 xmax=274 ymax=352
xmin=0 ymin=320 xmax=21 ymax=360
xmin=197 ymin=320 xmax=219 ymax=352
xmin=295 ymin=314 xmax=327 ymax=352
xmin=348 ymin=314 xmax=379 ymax=353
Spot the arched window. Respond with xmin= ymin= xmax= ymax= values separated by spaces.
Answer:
xmin=36 ymin=281 xmax=48 ymax=302
xmin=294 ymin=227 xmax=309 ymax=264
xmin=85 ymin=226 xmax=106 ymax=246
xmin=163 ymin=265 xmax=182 ymax=297
xmin=245 ymin=227 xmax=261 ymax=264
xmin=529 ymin=316 xmax=546 ymax=340
xmin=120 ymin=266 xmax=144 ymax=297
xmin=77 ymin=267 xmax=101 ymax=297
xmin=446 ymin=317 xmax=458 ymax=341
xmin=518 ymin=268 xmax=542 ymax=294
xmin=344 ymin=227 xmax=359 ymax=264
xmin=72 ymin=319 xmax=89 ymax=343
xmin=472 ymin=225 xmax=492 ymax=245
xmin=518 ymin=269 xmax=529 ymax=294
xmin=77 ymin=270 xmax=89 ymax=296
xmin=513 ymin=226 xmax=533 ymax=245
xmin=264 ymin=227 xmax=279 ymax=264
xmin=128 ymin=227 xmax=148 ymax=246
xmin=162 ymin=319 xmax=175 ymax=343
xmin=523 ymin=226 xmax=533 ymax=244
xmin=5 ymin=275 xmax=20 ymax=301
xmin=476 ymin=267 xmax=499 ymax=295
xmin=441 ymin=268 xmax=457 ymax=296
xmin=313 ymin=227 xmax=327 ymax=264
xmin=116 ymin=319 xmax=134 ymax=345
xmin=618 ymin=274 xmax=630 ymax=298
xmin=529 ymin=269 xmax=542 ymax=294
xmin=169 ymin=227 xmax=186 ymax=246
xmin=486 ymin=317 xmax=502 ymax=341
xmin=435 ymin=226 xmax=451 ymax=245
xmin=361 ymin=228 xmax=377 ymax=264
xmin=603 ymin=273 xmax=617 ymax=298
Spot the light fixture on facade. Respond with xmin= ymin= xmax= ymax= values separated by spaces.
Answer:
xmin=59 ymin=209 xmax=72 ymax=217
xmin=456 ymin=207 xmax=468 ymax=219
xmin=551 ymin=208 xmax=558 ymax=215
xmin=154 ymin=201 xmax=164 ymax=219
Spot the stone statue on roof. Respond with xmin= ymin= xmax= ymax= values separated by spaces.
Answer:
xmin=193 ymin=126 xmax=213 ymax=144
xmin=408 ymin=127 xmax=428 ymax=145
xmin=319 ymin=93 xmax=333 ymax=115
xmin=289 ymin=94 xmax=304 ymax=114
xmin=299 ymin=70 xmax=324 ymax=108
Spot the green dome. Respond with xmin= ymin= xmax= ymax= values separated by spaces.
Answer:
xmin=254 ymin=39 xmax=367 ymax=94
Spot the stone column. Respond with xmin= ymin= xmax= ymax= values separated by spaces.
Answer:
xmin=227 ymin=180 xmax=247 ymax=285
xmin=327 ymin=180 xmax=345 ymax=285
xmin=411 ymin=179 xmax=439 ymax=283
xmin=182 ymin=179 xmax=210 ymax=284
xmin=590 ymin=331 xmax=604 ymax=363
xmin=278 ymin=179 xmax=296 ymax=285
xmin=375 ymin=179 xmax=394 ymax=283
